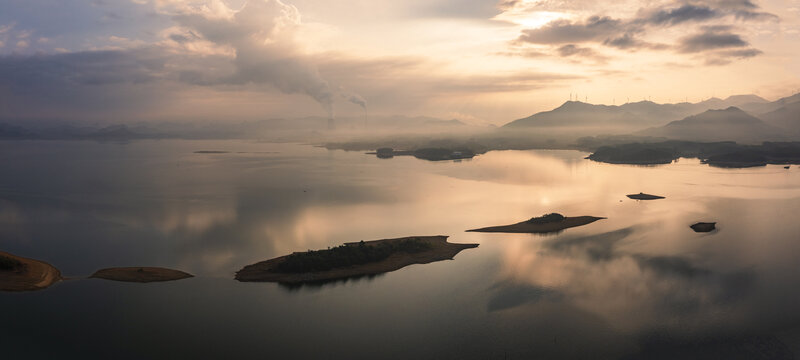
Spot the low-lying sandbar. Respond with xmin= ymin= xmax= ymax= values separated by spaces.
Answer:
xmin=0 ymin=251 xmax=62 ymax=292
xmin=235 ymin=235 xmax=477 ymax=284
xmin=467 ymin=213 xmax=605 ymax=234
xmin=90 ymin=267 xmax=194 ymax=283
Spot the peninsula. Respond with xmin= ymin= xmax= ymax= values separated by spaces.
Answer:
xmin=235 ymin=235 xmax=478 ymax=284
xmin=90 ymin=267 xmax=194 ymax=283
xmin=0 ymin=251 xmax=62 ymax=291
xmin=467 ymin=213 xmax=605 ymax=234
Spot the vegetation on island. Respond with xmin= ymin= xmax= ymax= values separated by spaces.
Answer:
xmin=235 ymin=236 xmax=478 ymax=284
xmin=526 ymin=213 xmax=566 ymax=224
xmin=0 ymin=255 xmax=23 ymax=271
xmin=274 ymin=238 xmax=433 ymax=273
xmin=0 ymin=251 xmax=62 ymax=292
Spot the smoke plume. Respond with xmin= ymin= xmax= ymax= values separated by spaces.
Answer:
xmin=169 ymin=0 xmax=335 ymax=117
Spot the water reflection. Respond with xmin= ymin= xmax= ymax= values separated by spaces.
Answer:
xmin=1 ymin=140 xmax=800 ymax=358
xmin=277 ymin=273 xmax=386 ymax=292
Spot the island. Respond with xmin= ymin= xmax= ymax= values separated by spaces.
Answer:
xmin=235 ymin=235 xmax=478 ymax=284
xmin=690 ymin=222 xmax=717 ymax=233
xmin=627 ymin=192 xmax=665 ymax=200
xmin=467 ymin=213 xmax=605 ymax=234
xmin=365 ymin=147 xmax=476 ymax=161
xmin=0 ymin=251 xmax=62 ymax=292
xmin=587 ymin=141 xmax=800 ymax=168
xmin=90 ymin=267 xmax=194 ymax=283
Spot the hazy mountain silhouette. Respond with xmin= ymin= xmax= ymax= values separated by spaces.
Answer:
xmin=503 ymin=94 xmax=778 ymax=132
xmin=737 ymin=93 xmax=800 ymax=115
xmin=750 ymin=94 xmax=800 ymax=136
xmin=0 ymin=123 xmax=35 ymax=139
xmin=637 ymin=107 xmax=785 ymax=143
xmin=504 ymin=101 xmax=640 ymax=129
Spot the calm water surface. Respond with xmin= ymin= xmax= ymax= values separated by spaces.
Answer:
xmin=2 ymin=140 xmax=800 ymax=359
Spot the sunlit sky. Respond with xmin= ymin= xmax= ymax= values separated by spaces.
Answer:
xmin=1 ymin=0 xmax=799 ymax=124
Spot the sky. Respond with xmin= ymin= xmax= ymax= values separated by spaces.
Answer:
xmin=0 ymin=0 xmax=799 ymax=125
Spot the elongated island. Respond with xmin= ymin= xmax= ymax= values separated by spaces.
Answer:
xmin=235 ymin=235 xmax=478 ymax=284
xmin=0 ymin=251 xmax=62 ymax=291
xmin=467 ymin=213 xmax=605 ymax=234
xmin=91 ymin=267 xmax=194 ymax=283
xmin=627 ymin=192 xmax=665 ymax=200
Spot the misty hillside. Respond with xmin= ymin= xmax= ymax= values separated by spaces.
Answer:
xmin=502 ymin=94 xmax=779 ymax=132
xmin=737 ymin=93 xmax=800 ymax=115
xmin=758 ymin=98 xmax=800 ymax=135
xmin=504 ymin=101 xmax=639 ymax=129
xmin=637 ymin=107 xmax=785 ymax=143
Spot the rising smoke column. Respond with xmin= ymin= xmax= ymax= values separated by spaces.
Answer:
xmin=170 ymin=0 xmax=335 ymax=120
xmin=339 ymin=88 xmax=368 ymax=128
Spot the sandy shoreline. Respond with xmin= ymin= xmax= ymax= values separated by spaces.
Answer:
xmin=235 ymin=235 xmax=478 ymax=284
xmin=0 ymin=251 xmax=62 ymax=292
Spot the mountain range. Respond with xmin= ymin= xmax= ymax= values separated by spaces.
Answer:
xmin=503 ymin=93 xmax=800 ymax=143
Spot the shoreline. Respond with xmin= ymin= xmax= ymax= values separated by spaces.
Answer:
xmin=0 ymin=251 xmax=62 ymax=292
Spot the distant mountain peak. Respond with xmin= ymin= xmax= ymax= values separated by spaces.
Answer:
xmin=724 ymin=94 xmax=768 ymax=104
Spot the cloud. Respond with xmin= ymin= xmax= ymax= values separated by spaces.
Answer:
xmin=555 ymin=44 xmax=609 ymax=63
xmin=678 ymin=27 xmax=749 ymax=53
xmin=339 ymin=87 xmax=367 ymax=109
xmin=517 ymin=16 xmax=623 ymax=45
xmin=641 ymin=4 xmax=720 ymax=26
xmin=703 ymin=47 xmax=763 ymax=65
xmin=507 ymin=0 xmax=775 ymax=64
xmin=164 ymin=0 xmax=337 ymax=116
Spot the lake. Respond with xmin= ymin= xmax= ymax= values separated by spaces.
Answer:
xmin=2 ymin=140 xmax=800 ymax=359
